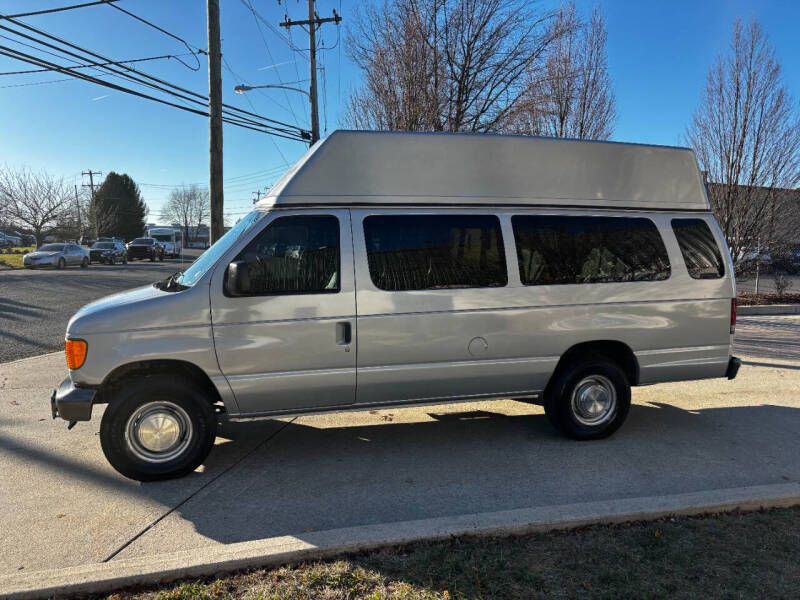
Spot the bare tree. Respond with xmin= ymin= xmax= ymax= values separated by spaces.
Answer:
xmin=344 ymin=0 xmax=562 ymax=133
xmin=687 ymin=19 xmax=800 ymax=266
xmin=161 ymin=185 xmax=209 ymax=247
xmin=506 ymin=3 xmax=615 ymax=139
xmin=0 ymin=166 xmax=75 ymax=246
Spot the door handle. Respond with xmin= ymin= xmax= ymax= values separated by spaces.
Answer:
xmin=335 ymin=321 xmax=352 ymax=347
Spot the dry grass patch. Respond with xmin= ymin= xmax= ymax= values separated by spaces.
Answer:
xmin=103 ymin=506 xmax=800 ymax=600
xmin=0 ymin=246 xmax=35 ymax=268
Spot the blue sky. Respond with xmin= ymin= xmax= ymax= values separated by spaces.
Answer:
xmin=1 ymin=0 xmax=799 ymax=221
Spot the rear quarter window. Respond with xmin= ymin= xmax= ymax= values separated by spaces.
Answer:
xmin=512 ymin=215 xmax=670 ymax=285
xmin=671 ymin=219 xmax=725 ymax=279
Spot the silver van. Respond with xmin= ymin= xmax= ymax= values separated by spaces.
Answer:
xmin=51 ymin=131 xmax=740 ymax=481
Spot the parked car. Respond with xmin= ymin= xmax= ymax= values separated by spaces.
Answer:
xmin=89 ymin=241 xmax=128 ymax=265
xmin=51 ymin=131 xmax=740 ymax=481
xmin=0 ymin=233 xmax=14 ymax=249
xmin=126 ymin=237 xmax=164 ymax=261
xmin=0 ymin=231 xmax=22 ymax=246
xmin=24 ymin=242 xmax=89 ymax=269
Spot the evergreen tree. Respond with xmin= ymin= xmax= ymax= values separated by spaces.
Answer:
xmin=90 ymin=172 xmax=147 ymax=241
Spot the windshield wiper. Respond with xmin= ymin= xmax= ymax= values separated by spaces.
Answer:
xmin=154 ymin=270 xmax=188 ymax=292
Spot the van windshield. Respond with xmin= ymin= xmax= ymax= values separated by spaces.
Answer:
xmin=176 ymin=211 xmax=265 ymax=287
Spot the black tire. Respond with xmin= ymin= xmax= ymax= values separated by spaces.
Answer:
xmin=149 ymin=253 xmax=155 ymax=262
xmin=80 ymin=257 xmax=89 ymax=268
xmin=544 ymin=357 xmax=630 ymax=440
xmin=56 ymin=257 xmax=65 ymax=270
xmin=100 ymin=375 xmax=217 ymax=481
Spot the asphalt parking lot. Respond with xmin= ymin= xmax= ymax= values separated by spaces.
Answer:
xmin=0 ymin=316 xmax=798 ymax=580
xmin=0 ymin=251 xmax=202 ymax=363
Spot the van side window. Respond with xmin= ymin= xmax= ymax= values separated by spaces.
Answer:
xmin=671 ymin=218 xmax=725 ymax=279
xmin=363 ymin=215 xmax=507 ymax=291
xmin=512 ymin=215 xmax=670 ymax=285
xmin=234 ymin=215 xmax=340 ymax=294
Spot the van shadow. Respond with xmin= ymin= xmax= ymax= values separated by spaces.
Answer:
xmin=6 ymin=401 xmax=800 ymax=556
xmin=156 ymin=401 xmax=800 ymax=547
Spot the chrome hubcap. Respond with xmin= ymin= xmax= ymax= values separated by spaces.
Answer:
xmin=125 ymin=402 xmax=192 ymax=463
xmin=570 ymin=375 xmax=617 ymax=426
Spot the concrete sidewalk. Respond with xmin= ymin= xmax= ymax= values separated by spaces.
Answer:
xmin=1 ymin=316 xmax=799 ymax=596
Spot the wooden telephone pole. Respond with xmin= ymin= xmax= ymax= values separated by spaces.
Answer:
xmin=280 ymin=1 xmax=341 ymax=145
xmin=82 ymin=169 xmax=102 ymax=238
xmin=207 ymin=0 xmax=224 ymax=244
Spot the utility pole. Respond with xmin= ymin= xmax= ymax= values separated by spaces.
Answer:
xmin=207 ymin=0 xmax=224 ymax=244
xmin=82 ymin=169 xmax=101 ymax=238
xmin=74 ymin=185 xmax=82 ymax=238
xmin=280 ymin=1 xmax=341 ymax=145
xmin=252 ymin=190 xmax=262 ymax=205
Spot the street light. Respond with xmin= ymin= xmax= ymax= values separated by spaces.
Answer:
xmin=234 ymin=83 xmax=310 ymax=98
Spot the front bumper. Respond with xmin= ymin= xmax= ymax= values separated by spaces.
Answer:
xmin=726 ymin=356 xmax=742 ymax=380
xmin=51 ymin=377 xmax=96 ymax=422
xmin=127 ymin=249 xmax=152 ymax=258
xmin=24 ymin=257 xmax=56 ymax=268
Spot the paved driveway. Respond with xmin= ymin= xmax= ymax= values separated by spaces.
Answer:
xmin=0 ymin=252 xmax=201 ymax=363
xmin=0 ymin=317 xmax=799 ymax=578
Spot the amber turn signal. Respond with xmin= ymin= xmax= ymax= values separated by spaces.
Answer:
xmin=65 ymin=339 xmax=87 ymax=370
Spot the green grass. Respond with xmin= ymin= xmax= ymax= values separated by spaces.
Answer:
xmin=103 ymin=506 xmax=800 ymax=600
xmin=0 ymin=246 xmax=35 ymax=268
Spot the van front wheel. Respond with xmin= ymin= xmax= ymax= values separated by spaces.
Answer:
xmin=100 ymin=375 xmax=217 ymax=481
xmin=544 ymin=358 xmax=630 ymax=440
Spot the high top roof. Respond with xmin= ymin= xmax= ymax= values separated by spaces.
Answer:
xmin=256 ymin=130 xmax=710 ymax=211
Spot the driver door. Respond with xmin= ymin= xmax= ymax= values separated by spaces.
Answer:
xmin=210 ymin=209 xmax=356 ymax=415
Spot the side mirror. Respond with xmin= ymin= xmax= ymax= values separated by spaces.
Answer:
xmin=225 ymin=260 xmax=251 ymax=296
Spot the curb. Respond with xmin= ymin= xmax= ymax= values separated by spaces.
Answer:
xmin=738 ymin=304 xmax=800 ymax=316
xmin=0 ymin=351 xmax=63 ymax=367
xmin=2 ymin=482 xmax=799 ymax=600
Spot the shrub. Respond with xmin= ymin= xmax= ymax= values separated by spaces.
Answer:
xmin=774 ymin=272 xmax=794 ymax=298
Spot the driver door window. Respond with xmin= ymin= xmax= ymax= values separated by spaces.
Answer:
xmin=234 ymin=215 xmax=340 ymax=295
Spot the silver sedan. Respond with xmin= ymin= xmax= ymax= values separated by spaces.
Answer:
xmin=23 ymin=243 xmax=89 ymax=269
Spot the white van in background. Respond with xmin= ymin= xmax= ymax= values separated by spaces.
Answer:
xmin=53 ymin=131 xmax=740 ymax=481
xmin=144 ymin=226 xmax=182 ymax=258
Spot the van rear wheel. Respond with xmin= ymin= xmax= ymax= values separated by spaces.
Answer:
xmin=100 ymin=375 xmax=217 ymax=481
xmin=544 ymin=357 xmax=630 ymax=440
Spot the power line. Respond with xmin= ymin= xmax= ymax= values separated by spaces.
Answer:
xmin=0 ymin=43 xmax=307 ymax=141
xmin=0 ymin=16 xmax=309 ymax=139
xmin=1 ymin=7 xmax=310 ymax=141
xmin=1 ymin=1 xmax=118 ymax=20
xmin=245 ymin=0 xmax=309 ymax=60
xmin=0 ymin=76 xmax=74 ymax=88
xmin=0 ymin=50 xmax=202 ymax=76
xmin=240 ymin=0 xmax=301 ymax=128
xmin=222 ymin=59 xmax=291 ymax=167
xmin=140 ymin=166 xmax=288 ymax=188
xmin=221 ymin=55 xmax=294 ymax=125
xmin=102 ymin=1 xmax=203 ymax=70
